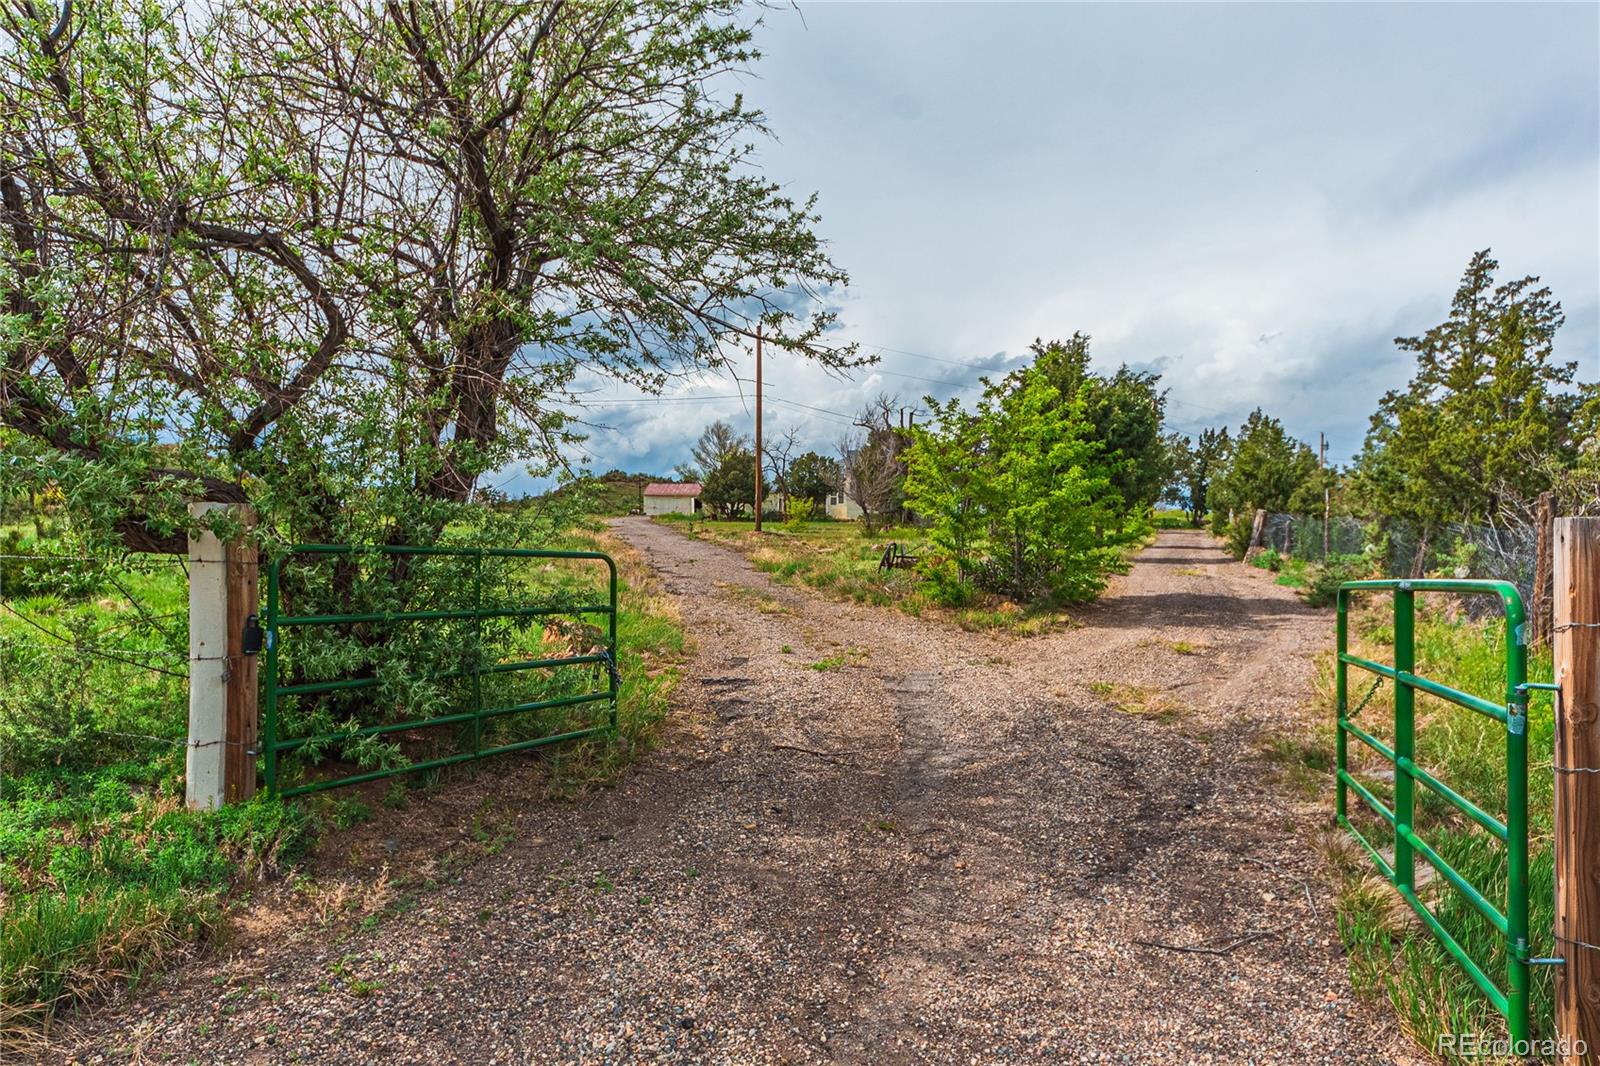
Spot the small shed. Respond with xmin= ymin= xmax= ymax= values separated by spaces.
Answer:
xmin=643 ymin=482 xmax=701 ymax=516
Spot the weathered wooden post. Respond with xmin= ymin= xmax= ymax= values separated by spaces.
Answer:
xmin=1554 ymin=516 xmax=1600 ymax=1061
xmin=1244 ymin=508 xmax=1267 ymax=560
xmin=186 ymin=502 xmax=258 ymax=809
xmin=1532 ymin=491 xmax=1554 ymax=647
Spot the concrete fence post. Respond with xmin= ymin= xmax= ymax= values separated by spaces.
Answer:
xmin=186 ymin=502 xmax=257 ymax=809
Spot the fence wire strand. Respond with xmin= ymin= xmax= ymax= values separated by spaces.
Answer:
xmin=3 ymin=501 xmax=193 ymax=780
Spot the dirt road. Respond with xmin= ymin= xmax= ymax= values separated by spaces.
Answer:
xmin=52 ymin=525 xmax=1410 ymax=1064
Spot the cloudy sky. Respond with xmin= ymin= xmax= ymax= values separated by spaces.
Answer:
xmin=507 ymin=2 xmax=1599 ymax=494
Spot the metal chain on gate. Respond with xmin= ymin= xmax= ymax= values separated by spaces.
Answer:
xmin=1348 ymin=675 xmax=1385 ymax=719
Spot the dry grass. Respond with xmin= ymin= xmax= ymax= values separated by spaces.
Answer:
xmin=1086 ymin=679 xmax=1184 ymax=722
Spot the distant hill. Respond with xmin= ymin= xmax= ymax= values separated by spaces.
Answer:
xmin=542 ymin=470 xmax=671 ymax=516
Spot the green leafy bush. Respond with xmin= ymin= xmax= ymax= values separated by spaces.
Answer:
xmin=904 ymin=363 xmax=1138 ymax=604
xmin=783 ymin=497 xmax=816 ymax=529
xmin=0 ymin=529 xmax=103 ymax=600
xmin=1252 ymin=547 xmax=1283 ymax=572
xmin=1223 ymin=513 xmax=1255 ymax=559
xmin=1302 ymin=554 xmax=1368 ymax=608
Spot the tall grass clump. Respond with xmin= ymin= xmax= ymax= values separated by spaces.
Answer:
xmin=1329 ymin=596 xmax=1556 ymax=1062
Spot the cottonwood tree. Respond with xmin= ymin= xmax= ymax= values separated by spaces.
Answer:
xmin=760 ymin=426 xmax=802 ymax=511
xmin=839 ymin=395 xmax=908 ymax=532
xmin=677 ymin=420 xmax=750 ymax=483
xmin=1 ymin=0 xmax=852 ymax=551
xmin=700 ymin=447 xmax=758 ymax=518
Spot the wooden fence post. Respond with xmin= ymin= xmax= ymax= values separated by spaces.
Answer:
xmin=1247 ymin=508 xmax=1266 ymax=557
xmin=1532 ymin=491 xmax=1554 ymax=647
xmin=1554 ymin=516 xmax=1600 ymax=1061
xmin=186 ymin=503 xmax=258 ymax=809
xmin=225 ymin=521 xmax=259 ymax=804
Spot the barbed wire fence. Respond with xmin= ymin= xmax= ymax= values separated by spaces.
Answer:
xmin=0 ymin=493 xmax=194 ymax=796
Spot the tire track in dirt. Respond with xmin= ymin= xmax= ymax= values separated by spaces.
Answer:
xmin=44 ymin=523 xmax=1416 ymax=1064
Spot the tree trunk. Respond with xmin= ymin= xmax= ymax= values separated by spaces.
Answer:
xmin=428 ymin=318 xmax=520 ymax=503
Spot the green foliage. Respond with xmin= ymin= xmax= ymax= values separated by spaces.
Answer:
xmin=0 ymin=527 xmax=103 ymax=600
xmin=1251 ymin=547 xmax=1284 ymax=572
xmin=783 ymin=497 xmax=816 ymax=529
xmin=1223 ymin=512 xmax=1255 ymax=558
xmin=677 ymin=422 xmax=750 ymax=484
xmin=700 ymin=449 xmax=760 ymax=519
xmin=542 ymin=472 xmax=665 ymax=517
xmin=905 ymin=357 xmax=1135 ymax=603
xmin=1 ymin=559 xmax=188 ymax=780
xmin=786 ymin=452 xmax=840 ymax=507
xmin=0 ymin=506 xmax=686 ymax=1030
xmin=1 ymin=1 xmax=852 ymax=557
xmin=1208 ymin=408 xmax=1320 ymax=521
xmin=1302 ymin=554 xmax=1367 ymax=608
xmin=1167 ymin=427 xmax=1230 ymax=527
xmin=1354 ymin=250 xmax=1581 ymax=529
xmin=0 ymin=777 xmax=308 ymax=1022
xmin=1026 ymin=334 xmax=1170 ymax=511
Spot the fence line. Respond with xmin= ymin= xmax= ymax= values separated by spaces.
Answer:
xmin=1260 ymin=512 xmax=1539 ymax=601
xmin=1 ymin=501 xmax=193 ymax=787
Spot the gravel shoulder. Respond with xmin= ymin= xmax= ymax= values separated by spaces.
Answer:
xmin=47 ymin=524 xmax=1417 ymax=1064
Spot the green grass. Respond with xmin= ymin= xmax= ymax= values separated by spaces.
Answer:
xmin=0 ymin=513 xmax=684 ymax=1037
xmin=1323 ymin=600 xmax=1557 ymax=1061
xmin=674 ymin=518 xmax=1084 ymax=634
xmin=1249 ymin=547 xmax=1365 ymax=607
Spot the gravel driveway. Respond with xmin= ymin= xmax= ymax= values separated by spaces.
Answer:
xmin=49 ymin=523 xmax=1415 ymax=1064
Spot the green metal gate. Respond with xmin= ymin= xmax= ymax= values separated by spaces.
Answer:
xmin=263 ymin=544 xmax=618 ymax=797
xmin=1335 ymin=578 xmax=1540 ymax=1045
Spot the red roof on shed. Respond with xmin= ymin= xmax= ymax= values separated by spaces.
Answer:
xmin=643 ymin=482 xmax=701 ymax=497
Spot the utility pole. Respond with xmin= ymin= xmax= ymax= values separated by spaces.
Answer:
xmin=1554 ymin=517 xmax=1600 ymax=1062
xmin=753 ymin=324 xmax=763 ymax=532
xmin=1320 ymin=432 xmax=1330 ymax=561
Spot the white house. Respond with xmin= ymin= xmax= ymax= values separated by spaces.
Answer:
xmin=826 ymin=449 xmax=865 ymax=520
xmin=642 ymin=482 xmax=701 ymax=516
xmin=825 ymin=490 xmax=863 ymax=521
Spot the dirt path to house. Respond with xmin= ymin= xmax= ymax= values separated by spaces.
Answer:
xmin=48 ymin=525 xmax=1415 ymax=1064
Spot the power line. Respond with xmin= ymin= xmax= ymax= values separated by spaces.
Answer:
xmin=855 ymin=340 xmax=1021 ymax=372
xmin=767 ymin=395 xmax=857 ymax=425
xmin=566 ymin=394 xmax=745 ymax=407
xmin=861 ymin=365 xmax=984 ymax=391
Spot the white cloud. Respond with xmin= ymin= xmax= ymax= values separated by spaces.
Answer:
xmin=498 ymin=2 xmax=1599 ymax=495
